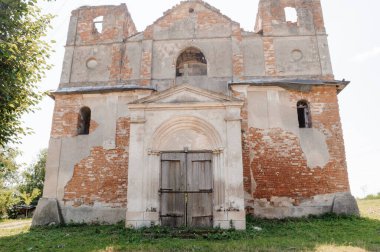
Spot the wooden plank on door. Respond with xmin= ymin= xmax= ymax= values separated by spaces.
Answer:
xmin=187 ymin=153 xmax=213 ymax=191
xmin=187 ymin=193 xmax=213 ymax=227
xmin=160 ymin=193 xmax=185 ymax=227
xmin=186 ymin=153 xmax=213 ymax=227
xmin=160 ymin=153 xmax=186 ymax=227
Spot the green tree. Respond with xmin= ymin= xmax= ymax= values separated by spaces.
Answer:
xmin=19 ymin=188 xmax=40 ymax=217
xmin=0 ymin=146 xmax=20 ymax=218
xmin=0 ymin=189 xmax=20 ymax=218
xmin=0 ymin=146 xmax=20 ymax=189
xmin=19 ymin=148 xmax=46 ymax=200
xmin=0 ymin=0 xmax=53 ymax=146
xmin=20 ymin=188 xmax=40 ymax=206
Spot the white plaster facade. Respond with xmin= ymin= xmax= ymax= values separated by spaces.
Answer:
xmin=126 ymin=85 xmax=246 ymax=229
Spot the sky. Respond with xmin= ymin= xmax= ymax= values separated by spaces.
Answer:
xmin=18 ymin=0 xmax=380 ymax=198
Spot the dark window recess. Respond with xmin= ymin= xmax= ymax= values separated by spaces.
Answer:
xmin=297 ymin=101 xmax=312 ymax=128
xmin=176 ymin=47 xmax=207 ymax=77
xmin=78 ymin=107 xmax=91 ymax=135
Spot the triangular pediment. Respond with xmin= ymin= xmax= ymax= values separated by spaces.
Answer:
xmin=144 ymin=0 xmax=240 ymax=36
xmin=131 ymin=85 xmax=241 ymax=104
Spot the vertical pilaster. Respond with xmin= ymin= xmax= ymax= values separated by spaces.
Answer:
xmin=126 ymin=110 xmax=147 ymax=227
xmin=140 ymin=40 xmax=153 ymax=86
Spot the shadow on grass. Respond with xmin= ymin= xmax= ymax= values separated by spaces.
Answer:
xmin=0 ymin=214 xmax=379 ymax=252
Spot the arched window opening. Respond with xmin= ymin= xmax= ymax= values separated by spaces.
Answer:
xmin=78 ymin=107 xmax=91 ymax=135
xmin=297 ymin=101 xmax=312 ymax=128
xmin=176 ymin=47 xmax=207 ymax=77
xmin=93 ymin=16 xmax=104 ymax=33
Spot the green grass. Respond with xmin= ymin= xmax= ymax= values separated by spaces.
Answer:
xmin=362 ymin=193 xmax=380 ymax=200
xmin=0 ymin=214 xmax=379 ymax=252
xmin=358 ymin=199 xmax=380 ymax=220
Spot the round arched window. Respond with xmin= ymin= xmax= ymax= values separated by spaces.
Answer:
xmin=176 ymin=47 xmax=207 ymax=77
xmin=297 ymin=100 xmax=312 ymax=128
xmin=78 ymin=106 xmax=91 ymax=135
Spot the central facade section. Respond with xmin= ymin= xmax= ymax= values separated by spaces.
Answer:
xmin=126 ymin=85 xmax=246 ymax=229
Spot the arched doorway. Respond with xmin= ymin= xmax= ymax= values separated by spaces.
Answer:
xmin=152 ymin=116 xmax=221 ymax=227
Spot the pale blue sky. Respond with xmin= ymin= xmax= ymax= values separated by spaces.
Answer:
xmin=19 ymin=0 xmax=380 ymax=197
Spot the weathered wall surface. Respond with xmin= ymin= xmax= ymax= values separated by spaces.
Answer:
xmin=59 ymin=0 xmax=334 ymax=92
xmin=63 ymin=118 xmax=130 ymax=208
xmin=34 ymin=0 xmax=355 ymax=226
xmin=42 ymin=91 xmax=152 ymax=224
xmin=60 ymin=4 xmax=137 ymax=87
xmin=235 ymin=85 xmax=350 ymax=217
xmin=254 ymin=0 xmax=333 ymax=79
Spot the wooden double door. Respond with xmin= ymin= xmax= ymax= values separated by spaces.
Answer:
xmin=160 ymin=152 xmax=213 ymax=228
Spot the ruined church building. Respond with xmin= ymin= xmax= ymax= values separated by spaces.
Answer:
xmin=33 ymin=0 xmax=358 ymax=229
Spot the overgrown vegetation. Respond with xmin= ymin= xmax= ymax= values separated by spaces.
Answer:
xmin=0 ymin=148 xmax=46 ymax=219
xmin=0 ymin=214 xmax=379 ymax=252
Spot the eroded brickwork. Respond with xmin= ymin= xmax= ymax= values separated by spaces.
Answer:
xmin=74 ymin=5 xmax=136 ymax=45
xmin=256 ymin=0 xmax=326 ymax=35
xmin=63 ymin=117 xmax=130 ymax=207
xmin=263 ymin=37 xmax=276 ymax=76
xmin=242 ymin=86 xmax=349 ymax=201
xmin=140 ymin=49 xmax=152 ymax=86
xmin=51 ymin=95 xmax=98 ymax=138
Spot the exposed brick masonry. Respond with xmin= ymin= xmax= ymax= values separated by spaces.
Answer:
xmin=51 ymin=95 xmax=98 ymax=138
xmin=242 ymin=86 xmax=350 ymax=201
xmin=63 ymin=117 xmax=130 ymax=207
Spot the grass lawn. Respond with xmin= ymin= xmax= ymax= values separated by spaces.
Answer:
xmin=358 ymin=199 xmax=380 ymax=220
xmin=0 ymin=214 xmax=379 ymax=252
xmin=1 ymin=199 xmax=380 ymax=252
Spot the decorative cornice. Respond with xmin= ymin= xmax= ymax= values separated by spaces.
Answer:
xmin=229 ymin=79 xmax=350 ymax=93
xmin=49 ymin=85 xmax=156 ymax=99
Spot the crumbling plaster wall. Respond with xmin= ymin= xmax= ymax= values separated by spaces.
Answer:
xmin=233 ymin=85 xmax=350 ymax=218
xmin=60 ymin=4 xmax=137 ymax=87
xmin=60 ymin=0 xmax=333 ymax=93
xmin=255 ymin=0 xmax=333 ymax=79
xmin=44 ymin=90 xmax=152 ymax=223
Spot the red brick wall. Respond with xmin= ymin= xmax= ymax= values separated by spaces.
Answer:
xmin=63 ymin=117 xmax=130 ymax=207
xmin=74 ymin=5 xmax=136 ymax=46
xmin=257 ymin=0 xmax=326 ymax=35
xmin=51 ymin=95 xmax=98 ymax=138
xmin=242 ymin=86 xmax=350 ymax=201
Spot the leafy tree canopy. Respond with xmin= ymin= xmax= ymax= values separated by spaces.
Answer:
xmin=19 ymin=148 xmax=46 ymax=196
xmin=0 ymin=146 xmax=20 ymax=218
xmin=0 ymin=147 xmax=20 ymax=188
xmin=20 ymin=188 xmax=40 ymax=206
xmin=0 ymin=0 xmax=53 ymax=146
